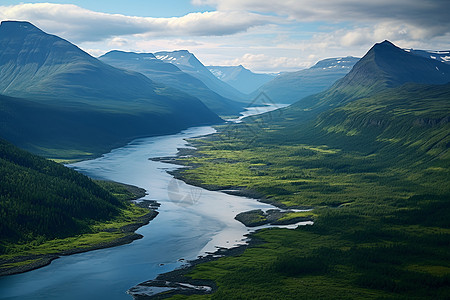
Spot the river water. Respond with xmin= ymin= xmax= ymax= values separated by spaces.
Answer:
xmin=0 ymin=105 xmax=304 ymax=300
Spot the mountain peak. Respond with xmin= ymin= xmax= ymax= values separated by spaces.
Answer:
xmin=0 ymin=20 xmax=44 ymax=35
xmin=323 ymin=40 xmax=450 ymax=105
xmin=369 ymin=40 xmax=403 ymax=55
xmin=378 ymin=40 xmax=396 ymax=46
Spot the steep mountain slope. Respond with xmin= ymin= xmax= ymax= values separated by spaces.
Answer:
xmin=252 ymin=57 xmax=359 ymax=104
xmin=285 ymin=40 xmax=450 ymax=116
xmin=99 ymin=50 xmax=243 ymax=115
xmin=0 ymin=21 xmax=221 ymax=158
xmin=155 ymin=50 xmax=247 ymax=102
xmin=0 ymin=138 xmax=123 ymax=246
xmin=0 ymin=93 xmax=218 ymax=158
xmin=309 ymin=82 xmax=450 ymax=159
xmin=208 ymin=65 xmax=275 ymax=94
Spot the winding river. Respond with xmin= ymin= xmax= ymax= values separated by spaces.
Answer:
xmin=0 ymin=105 xmax=306 ymax=300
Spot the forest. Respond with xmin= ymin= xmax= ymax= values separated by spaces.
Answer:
xmin=0 ymin=138 xmax=141 ymax=255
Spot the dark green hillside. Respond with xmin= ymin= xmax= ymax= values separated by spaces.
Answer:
xmin=99 ymin=51 xmax=243 ymax=115
xmin=0 ymin=91 xmax=219 ymax=158
xmin=311 ymin=83 xmax=450 ymax=158
xmin=0 ymin=139 xmax=123 ymax=249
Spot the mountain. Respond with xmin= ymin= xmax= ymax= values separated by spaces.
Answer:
xmin=287 ymin=40 xmax=450 ymax=113
xmin=208 ymin=65 xmax=275 ymax=94
xmin=99 ymin=50 xmax=243 ymax=115
xmin=0 ymin=21 xmax=222 ymax=158
xmin=154 ymin=50 xmax=247 ymax=102
xmin=406 ymin=48 xmax=450 ymax=64
xmin=0 ymin=138 xmax=124 ymax=247
xmin=251 ymin=57 xmax=359 ymax=104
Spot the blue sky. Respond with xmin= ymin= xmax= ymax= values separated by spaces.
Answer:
xmin=1 ymin=0 xmax=449 ymax=72
xmin=0 ymin=0 xmax=213 ymax=17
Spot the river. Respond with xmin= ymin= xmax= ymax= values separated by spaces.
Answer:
xmin=0 ymin=104 xmax=307 ymax=300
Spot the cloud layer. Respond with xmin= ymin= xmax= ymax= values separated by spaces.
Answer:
xmin=1 ymin=1 xmax=449 ymax=72
xmin=0 ymin=3 xmax=272 ymax=42
xmin=193 ymin=0 xmax=450 ymax=36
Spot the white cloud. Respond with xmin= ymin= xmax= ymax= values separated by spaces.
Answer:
xmin=193 ymin=0 xmax=450 ymax=38
xmin=0 ymin=3 xmax=272 ymax=42
xmin=108 ymin=37 xmax=128 ymax=47
xmin=224 ymin=53 xmax=312 ymax=73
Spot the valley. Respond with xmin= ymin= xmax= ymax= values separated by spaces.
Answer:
xmin=0 ymin=9 xmax=449 ymax=300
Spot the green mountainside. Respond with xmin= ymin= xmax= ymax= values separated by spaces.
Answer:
xmin=0 ymin=138 xmax=122 ymax=248
xmin=0 ymin=139 xmax=154 ymax=275
xmin=166 ymin=42 xmax=450 ymax=299
xmin=0 ymin=21 xmax=222 ymax=158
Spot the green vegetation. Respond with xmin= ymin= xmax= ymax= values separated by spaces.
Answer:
xmin=0 ymin=138 xmax=151 ymax=274
xmin=167 ymin=82 xmax=450 ymax=299
xmin=2 ymin=202 xmax=149 ymax=259
xmin=0 ymin=138 xmax=123 ymax=246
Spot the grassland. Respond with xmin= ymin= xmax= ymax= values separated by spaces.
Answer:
xmin=159 ymin=83 xmax=450 ymax=299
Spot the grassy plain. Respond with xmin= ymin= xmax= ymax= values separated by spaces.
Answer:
xmin=165 ymin=83 xmax=450 ymax=299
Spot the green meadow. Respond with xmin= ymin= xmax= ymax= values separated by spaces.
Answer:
xmin=168 ymin=83 xmax=450 ymax=299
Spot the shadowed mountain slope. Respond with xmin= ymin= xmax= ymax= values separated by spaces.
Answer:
xmin=0 ymin=21 xmax=222 ymax=158
xmin=99 ymin=50 xmax=243 ymax=115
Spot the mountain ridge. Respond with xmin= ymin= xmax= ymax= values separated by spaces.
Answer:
xmin=0 ymin=21 xmax=222 ymax=158
xmin=251 ymin=56 xmax=359 ymax=104
xmin=99 ymin=50 xmax=244 ymax=115
xmin=288 ymin=40 xmax=450 ymax=112
xmin=155 ymin=50 xmax=247 ymax=102
xmin=208 ymin=65 xmax=275 ymax=94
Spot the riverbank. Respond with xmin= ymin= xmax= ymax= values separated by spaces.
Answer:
xmin=0 ymin=183 xmax=159 ymax=277
xmin=129 ymin=235 xmax=265 ymax=299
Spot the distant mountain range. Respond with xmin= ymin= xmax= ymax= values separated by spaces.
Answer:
xmin=251 ymin=57 xmax=360 ymax=104
xmin=208 ymin=65 xmax=275 ymax=94
xmin=155 ymin=50 xmax=247 ymax=102
xmin=279 ymin=40 xmax=450 ymax=122
xmin=245 ymin=39 xmax=450 ymax=170
xmin=99 ymin=50 xmax=243 ymax=115
xmin=0 ymin=21 xmax=222 ymax=158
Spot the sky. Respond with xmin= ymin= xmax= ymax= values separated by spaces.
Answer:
xmin=0 ymin=0 xmax=449 ymax=73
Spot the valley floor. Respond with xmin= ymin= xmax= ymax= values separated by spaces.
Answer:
xmin=147 ymin=126 xmax=450 ymax=299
